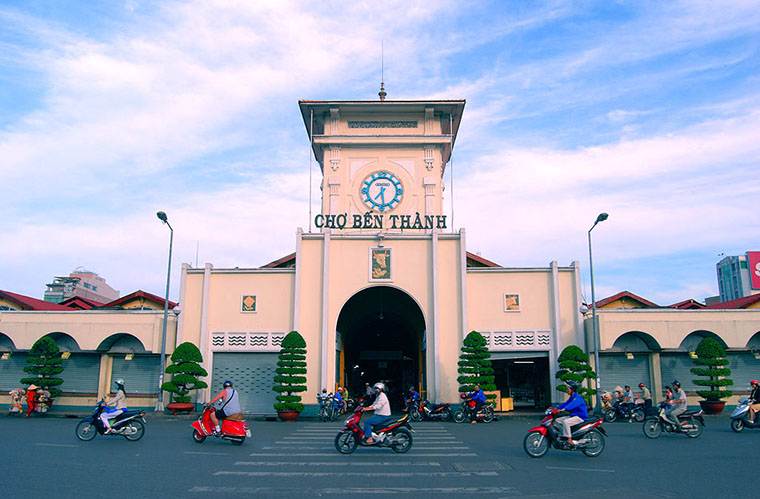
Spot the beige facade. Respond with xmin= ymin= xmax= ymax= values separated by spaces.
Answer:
xmin=178 ymin=98 xmax=584 ymax=414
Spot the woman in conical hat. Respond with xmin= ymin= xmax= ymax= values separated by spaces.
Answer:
xmin=25 ymin=385 xmax=39 ymax=418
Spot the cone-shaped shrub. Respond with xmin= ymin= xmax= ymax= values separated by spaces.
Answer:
xmin=20 ymin=336 xmax=65 ymax=399
xmin=161 ymin=342 xmax=208 ymax=404
xmin=273 ymin=331 xmax=307 ymax=412
xmin=690 ymin=337 xmax=733 ymax=401
xmin=555 ymin=345 xmax=596 ymax=405
xmin=457 ymin=331 xmax=497 ymax=402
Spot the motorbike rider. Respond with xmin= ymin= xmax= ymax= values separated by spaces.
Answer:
xmin=208 ymin=380 xmax=241 ymax=436
xmin=622 ymin=385 xmax=635 ymax=422
xmin=748 ymin=380 xmax=760 ymax=422
xmin=333 ymin=387 xmax=345 ymax=413
xmin=405 ymin=386 xmax=420 ymax=413
xmin=556 ymin=381 xmax=588 ymax=447
xmin=639 ymin=382 xmax=652 ymax=416
xmin=467 ymin=385 xmax=487 ymax=424
xmin=663 ymin=380 xmax=687 ymax=428
xmin=361 ymin=382 xmax=391 ymax=444
xmin=101 ymin=378 xmax=127 ymax=434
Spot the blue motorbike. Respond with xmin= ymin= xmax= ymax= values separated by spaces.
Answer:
xmin=75 ymin=401 xmax=146 ymax=441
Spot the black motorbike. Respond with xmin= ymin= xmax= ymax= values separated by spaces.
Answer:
xmin=409 ymin=399 xmax=453 ymax=422
xmin=453 ymin=394 xmax=494 ymax=423
xmin=604 ymin=401 xmax=645 ymax=422
xmin=643 ymin=402 xmax=705 ymax=439
xmin=75 ymin=401 xmax=146 ymax=441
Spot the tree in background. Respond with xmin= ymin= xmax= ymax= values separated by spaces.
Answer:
xmin=161 ymin=342 xmax=208 ymax=404
xmin=273 ymin=331 xmax=308 ymax=413
xmin=20 ymin=336 xmax=64 ymax=399
xmin=691 ymin=337 xmax=733 ymax=401
xmin=457 ymin=331 xmax=497 ymax=402
xmin=555 ymin=345 xmax=596 ymax=405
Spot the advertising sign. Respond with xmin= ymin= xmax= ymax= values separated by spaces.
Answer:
xmin=749 ymin=252 xmax=760 ymax=289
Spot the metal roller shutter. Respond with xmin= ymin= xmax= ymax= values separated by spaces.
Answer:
xmin=599 ymin=354 xmax=650 ymax=392
xmin=0 ymin=353 xmax=28 ymax=391
xmin=660 ymin=354 xmax=698 ymax=391
xmin=112 ymin=355 xmax=161 ymax=395
xmin=726 ymin=353 xmax=760 ymax=391
xmin=60 ymin=354 xmax=100 ymax=394
xmin=212 ymin=352 xmax=278 ymax=414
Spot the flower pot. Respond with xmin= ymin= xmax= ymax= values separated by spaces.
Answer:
xmin=277 ymin=411 xmax=300 ymax=422
xmin=166 ymin=402 xmax=195 ymax=415
xmin=699 ymin=400 xmax=726 ymax=414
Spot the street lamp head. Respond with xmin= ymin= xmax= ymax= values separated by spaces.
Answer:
xmin=156 ymin=211 xmax=168 ymax=224
xmin=596 ymin=213 xmax=609 ymax=223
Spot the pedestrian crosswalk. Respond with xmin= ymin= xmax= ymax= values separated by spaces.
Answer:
xmin=189 ymin=422 xmax=516 ymax=496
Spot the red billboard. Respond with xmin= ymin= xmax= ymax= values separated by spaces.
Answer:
xmin=749 ymin=252 xmax=760 ymax=290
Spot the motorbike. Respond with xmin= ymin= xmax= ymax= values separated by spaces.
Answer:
xmin=409 ymin=399 xmax=453 ymax=422
xmin=75 ymin=401 xmax=146 ymax=441
xmin=192 ymin=404 xmax=251 ymax=446
xmin=643 ymin=402 xmax=705 ymax=439
xmin=453 ymin=393 xmax=494 ymax=423
xmin=730 ymin=397 xmax=760 ymax=432
xmin=523 ymin=408 xmax=607 ymax=458
xmin=317 ymin=392 xmax=344 ymax=421
xmin=334 ymin=407 xmax=414 ymax=454
xmin=604 ymin=401 xmax=645 ymax=422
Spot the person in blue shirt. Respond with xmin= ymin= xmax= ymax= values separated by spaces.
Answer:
xmin=556 ymin=381 xmax=588 ymax=447
xmin=332 ymin=387 xmax=345 ymax=413
xmin=405 ymin=386 xmax=420 ymax=413
xmin=467 ymin=385 xmax=487 ymax=423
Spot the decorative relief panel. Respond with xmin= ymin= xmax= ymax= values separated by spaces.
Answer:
xmin=479 ymin=330 xmax=553 ymax=351
xmin=348 ymin=121 xmax=418 ymax=128
xmin=424 ymin=147 xmax=434 ymax=171
xmin=210 ymin=332 xmax=286 ymax=352
xmin=330 ymin=147 xmax=340 ymax=171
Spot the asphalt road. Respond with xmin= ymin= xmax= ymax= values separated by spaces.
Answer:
xmin=1 ymin=412 xmax=755 ymax=498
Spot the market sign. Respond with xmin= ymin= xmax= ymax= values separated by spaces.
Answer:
xmin=749 ymin=251 xmax=760 ymax=289
xmin=315 ymin=212 xmax=447 ymax=230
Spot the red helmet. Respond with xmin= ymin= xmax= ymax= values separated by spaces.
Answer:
xmin=638 ymin=383 xmax=645 ymax=387
xmin=751 ymin=380 xmax=759 ymax=386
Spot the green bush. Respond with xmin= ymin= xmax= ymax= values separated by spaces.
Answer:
xmin=273 ymin=331 xmax=307 ymax=413
xmin=690 ymin=337 xmax=733 ymax=401
xmin=457 ymin=331 xmax=497 ymax=402
xmin=555 ymin=345 xmax=596 ymax=406
xmin=20 ymin=336 xmax=65 ymax=399
xmin=161 ymin=342 xmax=208 ymax=404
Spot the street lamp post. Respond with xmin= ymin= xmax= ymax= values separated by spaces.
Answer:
xmin=588 ymin=212 xmax=608 ymax=414
xmin=156 ymin=211 xmax=173 ymax=412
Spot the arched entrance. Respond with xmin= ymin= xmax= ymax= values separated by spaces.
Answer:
xmin=336 ymin=286 xmax=425 ymax=409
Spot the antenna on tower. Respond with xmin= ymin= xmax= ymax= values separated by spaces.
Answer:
xmin=379 ymin=40 xmax=387 ymax=101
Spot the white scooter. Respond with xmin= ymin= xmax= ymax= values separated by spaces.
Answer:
xmin=730 ymin=397 xmax=760 ymax=432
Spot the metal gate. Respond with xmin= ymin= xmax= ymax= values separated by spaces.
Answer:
xmin=599 ymin=354 xmax=651 ymax=393
xmin=112 ymin=355 xmax=161 ymax=395
xmin=60 ymin=354 xmax=101 ymax=394
xmin=0 ymin=353 xmax=28 ymax=391
xmin=660 ymin=354 xmax=697 ymax=391
xmin=212 ymin=352 xmax=278 ymax=414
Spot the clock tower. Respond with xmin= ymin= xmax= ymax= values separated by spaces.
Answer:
xmin=299 ymin=98 xmax=465 ymax=232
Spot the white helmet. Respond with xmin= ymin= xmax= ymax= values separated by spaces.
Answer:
xmin=373 ymin=382 xmax=385 ymax=393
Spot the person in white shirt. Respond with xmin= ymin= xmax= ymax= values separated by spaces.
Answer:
xmin=362 ymin=382 xmax=391 ymax=444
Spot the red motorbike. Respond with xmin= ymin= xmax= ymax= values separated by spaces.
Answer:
xmin=453 ymin=393 xmax=494 ymax=423
xmin=523 ymin=408 xmax=606 ymax=458
xmin=334 ymin=407 xmax=414 ymax=454
xmin=191 ymin=405 xmax=251 ymax=446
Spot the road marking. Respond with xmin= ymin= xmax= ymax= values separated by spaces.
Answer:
xmin=234 ymin=461 xmax=441 ymax=466
xmin=262 ymin=446 xmax=470 ymax=451
xmin=184 ymin=451 xmax=229 ymax=456
xmin=247 ymin=452 xmax=477 ymax=457
xmin=546 ymin=466 xmax=615 ymax=473
xmin=214 ymin=471 xmax=499 ymax=477
xmin=34 ymin=443 xmax=79 ymax=448
xmin=190 ymin=486 xmax=518 ymax=494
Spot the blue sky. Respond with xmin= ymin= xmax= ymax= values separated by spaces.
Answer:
xmin=1 ymin=0 xmax=759 ymax=305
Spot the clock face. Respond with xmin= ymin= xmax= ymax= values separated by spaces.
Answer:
xmin=361 ymin=171 xmax=403 ymax=211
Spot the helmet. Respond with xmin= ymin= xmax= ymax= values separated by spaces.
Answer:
xmin=113 ymin=378 xmax=124 ymax=386
xmin=373 ymin=382 xmax=385 ymax=392
xmin=322 ymin=388 xmax=327 ymax=393
xmin=223 ymin=380 xmax=233 ymax=388
xmin=672 ymin=380 xmax=681 ymax=388
xmin=624 ymin=385 xmax=630 ymax=390
xmin=639 ymin=383 xmax=645 ymax=387
xmin=566 ymin=381 xmax=579 ymax=392
xmin=337 ymin=387 xmax=343 ymax=392
xmin=751 ymin=380 xmax=759 ymax=386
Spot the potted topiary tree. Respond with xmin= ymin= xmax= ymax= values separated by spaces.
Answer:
xmin=690 ymin=337 xmax=733 ymax=414
xmin=457 ymin=331 xmax=498 ymax=406
xmin=272 ymin=331 xmax=307 ymax=422
xmin=161 ymin=342 xmax=208 ymax=415
xmin=20 ymin=336 xmax=65 ymax=412
xmin=555 ymin=345 xmax=596 ymax=408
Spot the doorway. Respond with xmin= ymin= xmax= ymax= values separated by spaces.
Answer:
xmin=337 ymin=286 xmax=425 ymax=409
xmin=492 ymin=356 xmax=550 ymax=410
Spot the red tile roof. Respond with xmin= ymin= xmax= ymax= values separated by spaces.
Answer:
xmin=59 ymin=296 xmax=104 ymax=310
xmin=595 ymin=290 xmax=659 ymax=309
xmin=704 ymin=293 xmax=760 ymax=309
xmin=262 ymin=253 xmax=296 ymax=268
xmin=101 ymin=290 xmax=177 ymax=309
xmin=0 ymin=290 xmax=72 ymax=311
xmin=669 ymin=298 xmax=706 ymax=309
xmin=466 ymin=252 xmax=501 ymax=268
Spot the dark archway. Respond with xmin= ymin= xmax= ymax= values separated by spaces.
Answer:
xmin=337 ymin=286 xmax=426 ymax=409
